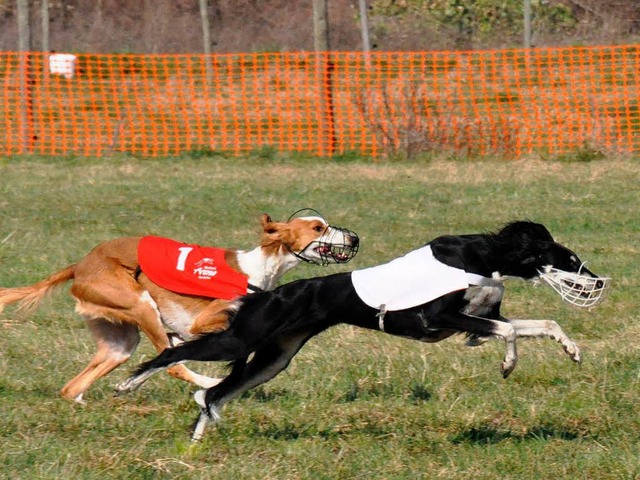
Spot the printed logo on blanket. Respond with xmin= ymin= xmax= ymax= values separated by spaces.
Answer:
xmin=138 ymin=236 xmax=248 ymax=300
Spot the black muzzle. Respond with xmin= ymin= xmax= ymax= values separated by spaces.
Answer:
xmin=306 ymin=226 xmax=360 ymax=266
xmin=286 ymin=208 xmax=360 ymax=266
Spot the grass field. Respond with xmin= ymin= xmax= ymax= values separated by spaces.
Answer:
xmin=0 ymin=153 xmax=639 ymax=479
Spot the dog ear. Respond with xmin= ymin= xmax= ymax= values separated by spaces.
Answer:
xmin=259 ymin=217 xmax=297 ymax=251
xmin=261 ymin=214 xmax=278 ymax=234
xmin=261 ymin=213 xmax=281 ymax=235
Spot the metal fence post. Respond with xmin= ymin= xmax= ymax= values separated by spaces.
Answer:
xmin=17 ymin=0 xmax=34 ymax=153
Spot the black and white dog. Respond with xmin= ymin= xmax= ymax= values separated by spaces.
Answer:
xmin=116 ymin=221 xmax=610 ymax=440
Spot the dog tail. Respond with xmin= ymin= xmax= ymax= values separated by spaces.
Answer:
xmin=0 ymin=265 xmax=76 ymax=315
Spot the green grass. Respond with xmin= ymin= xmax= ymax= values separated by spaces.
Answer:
xmin=0 ymin=153 xmax=639 ymax=479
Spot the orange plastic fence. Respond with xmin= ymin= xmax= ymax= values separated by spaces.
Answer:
xmin=1 ymin=46 xmax=639 ymax=158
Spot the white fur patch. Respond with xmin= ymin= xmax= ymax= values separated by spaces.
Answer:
xmin=462 ymin=286 xmax=505 ymax=317
xmin=194 ymin=389 xmax=207 ymax=408
xmin=140 ymin=291 xmax=161 ymax=314
xmin=160 ymin=301 xmax=197 ymax=340
xmin=236 ymin=247 xmax=298 ymax=291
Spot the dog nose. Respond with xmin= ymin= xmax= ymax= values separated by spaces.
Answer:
xmin=595 ymin=279 xmax=604 ymax=290
xmin=349 ymin=235 xmax=359 ymax=248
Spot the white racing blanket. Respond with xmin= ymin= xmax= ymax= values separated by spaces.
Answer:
xmin=351 ymin=245 xmax=501 ymax=311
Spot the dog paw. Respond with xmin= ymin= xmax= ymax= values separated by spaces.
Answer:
xmin=191 ymin=413 xmax=209 ymax=443
xmin=568 ymin=345 xmax=582 ymax=365
xmin=561 ymin=340 xmax=582 ymax=365
xmin=189 ymin=372 xmax=223 ymax=389
xmin=113 ymin=378 xmax=138 ymax=395
xmin=500 ymin=358 xmax=517 ymax=379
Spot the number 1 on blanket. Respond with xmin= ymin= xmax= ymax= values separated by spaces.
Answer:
xmin=176 ymin=247 xmax=194 ymax=271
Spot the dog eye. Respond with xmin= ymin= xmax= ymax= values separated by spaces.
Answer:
xmin=313 ymin=225 xmax=325 ymax=232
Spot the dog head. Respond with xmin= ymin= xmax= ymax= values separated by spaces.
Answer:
xmin=259 ymin=211 xmax=359 ymax=266
xmin=534 ymin=244 xmax=611 ymax=308
xmin=496 ymin=221 xmax=610 ymax=307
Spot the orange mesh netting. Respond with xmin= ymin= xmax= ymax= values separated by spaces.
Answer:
xmin=2 ymin=46 xmax=639 ymax=158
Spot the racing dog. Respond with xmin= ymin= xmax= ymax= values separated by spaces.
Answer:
xmin=116 ymin=220 xmax=610 ymax=440
xmin=0 ymin=210 xmax=359 ymax=403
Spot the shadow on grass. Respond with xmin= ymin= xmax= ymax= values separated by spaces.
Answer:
xmin=246 ymin=416 xmax=393 ymax=441
xmin=341 ymin=381 xmax=432 ymax=403
xmin=247 ymin=421 xmax=587 ymax=443
xmin=450 ymin=424 xmax=586 ymax=445
xmin=239 ymin=386 xmax=293 ymax=402
xmin=251 ymin=421 xmax=391 ymax=441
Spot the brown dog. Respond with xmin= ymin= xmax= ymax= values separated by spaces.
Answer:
xmin=0 ymin=212 xmax=359 ymax=403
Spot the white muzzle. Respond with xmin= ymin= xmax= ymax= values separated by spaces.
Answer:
xmin=536 ymin=267 xmax=611 ymax=308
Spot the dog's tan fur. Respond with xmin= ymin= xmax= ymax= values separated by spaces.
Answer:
xmin=0 ymin=214 xmax=335 ymax=403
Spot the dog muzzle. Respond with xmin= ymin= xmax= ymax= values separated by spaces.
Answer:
xmin=286 ymin=208 xmax=359 ymax=266
xmin=536 ymin=266 xmax=611 ymax=308
xmin=299 ymin=226 xmax=360 ymax=266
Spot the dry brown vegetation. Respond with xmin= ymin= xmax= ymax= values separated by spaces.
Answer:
xmin=0 ymin=0 xmax=639 ymax=54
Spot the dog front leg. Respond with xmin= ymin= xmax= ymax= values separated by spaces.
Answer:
xmin=507 ymin=318 xmax=582 ymax=364
xmin=428 ymin=312 xmax=517 ymax=378
xmin=491 ymin=319 xmax=518 ymax=379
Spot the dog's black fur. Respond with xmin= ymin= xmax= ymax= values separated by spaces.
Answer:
xmin=117 ymin=221 xmax=604 ymax=439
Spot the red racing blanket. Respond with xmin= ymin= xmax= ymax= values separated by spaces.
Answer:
xmin=138 ymin=236 xmax=249 ymax=300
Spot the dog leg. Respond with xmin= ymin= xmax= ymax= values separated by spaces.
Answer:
xmin=508 ymin=318 xmax=582 ymax=364
xmin=189 ymin=300 xmax=235 ymax=335
xmin=190 ymin=333 xmax=310 ymax=441
xmin=116 ymin=325 xmax=256 ymax=395
xmin=426 ymin=312 xmax=517 ymax=378
xmin=60 ymin=318 xmax=140 ymax=403
xmin=114 ymin=364 xmax=168 ymax=394
xmin=495 ymin=322 xmax=518 ymax=379
xmin=191 ymin=412 xmax=211 ymax=442
xmin=191 ymin=390 xmax=221 ymax=442
xmin=73 ymin=277 xmax=220 ymax=396
xmin=130 ymin=295 xmax=223 ymax=389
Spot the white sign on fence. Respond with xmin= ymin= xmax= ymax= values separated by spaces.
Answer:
xmin=49 ymin=53 xmax=77 ymax=79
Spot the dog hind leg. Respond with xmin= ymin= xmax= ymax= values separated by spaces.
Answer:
xmin=60 ymin=318 xmax=140 ymax=403
xmin=115 ymin=331 xmax=252 ymax=394
xmin=71 ymin=272 xmax=220 ymax=397
xmin=191 ymin=333 xmax=311 ymax=441
xmin=189 ymin=300 xmax=235 ymax=335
